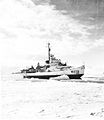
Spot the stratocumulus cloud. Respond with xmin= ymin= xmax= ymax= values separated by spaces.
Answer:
xmin=0 ymin=0 xmax=104 ymax=67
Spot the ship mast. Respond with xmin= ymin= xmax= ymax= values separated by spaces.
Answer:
xmin=48 ymin=43 xmax=51 ymax=63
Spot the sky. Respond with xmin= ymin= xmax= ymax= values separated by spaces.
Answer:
xmin=0 ymin=0 xmax=104 ymax=75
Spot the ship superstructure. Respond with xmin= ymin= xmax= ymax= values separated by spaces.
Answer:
xmin=21 ymin=43 xmax=85 ymax=79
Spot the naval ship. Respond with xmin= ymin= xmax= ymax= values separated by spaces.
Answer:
xmin=21 ymin=43 xmax=85 ymax=79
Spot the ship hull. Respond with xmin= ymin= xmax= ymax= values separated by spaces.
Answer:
xmin=23 ymin=74 xmax=84 ymax=79
xmin=23 ymin=65 xmax=85 ymax=79
xmin=20 ymin=43 xmax=85 ymax=80
xmin=68 ymin=74 xmax=83 ymax=79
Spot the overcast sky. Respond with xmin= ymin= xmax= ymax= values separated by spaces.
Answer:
xmin=0 ymin=0 xmax=104 ymax=75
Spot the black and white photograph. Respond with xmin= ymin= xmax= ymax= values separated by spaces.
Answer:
xmin=1 ymin=0 xmax=104 ymax=120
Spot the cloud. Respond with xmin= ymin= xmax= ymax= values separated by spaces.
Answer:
xmin=50 ymin=0 xmax=104 ymax=46
xmin=50 ymin=0 xmax=104 ymax=16
xmin=93 ymin=38 xmax=104 ymax=47
xmin=0 ymin=0 xmax=104 ymax=67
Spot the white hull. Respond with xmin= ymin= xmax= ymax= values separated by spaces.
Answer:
xmin=23 ymin=65 xmax=85 ymax=79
